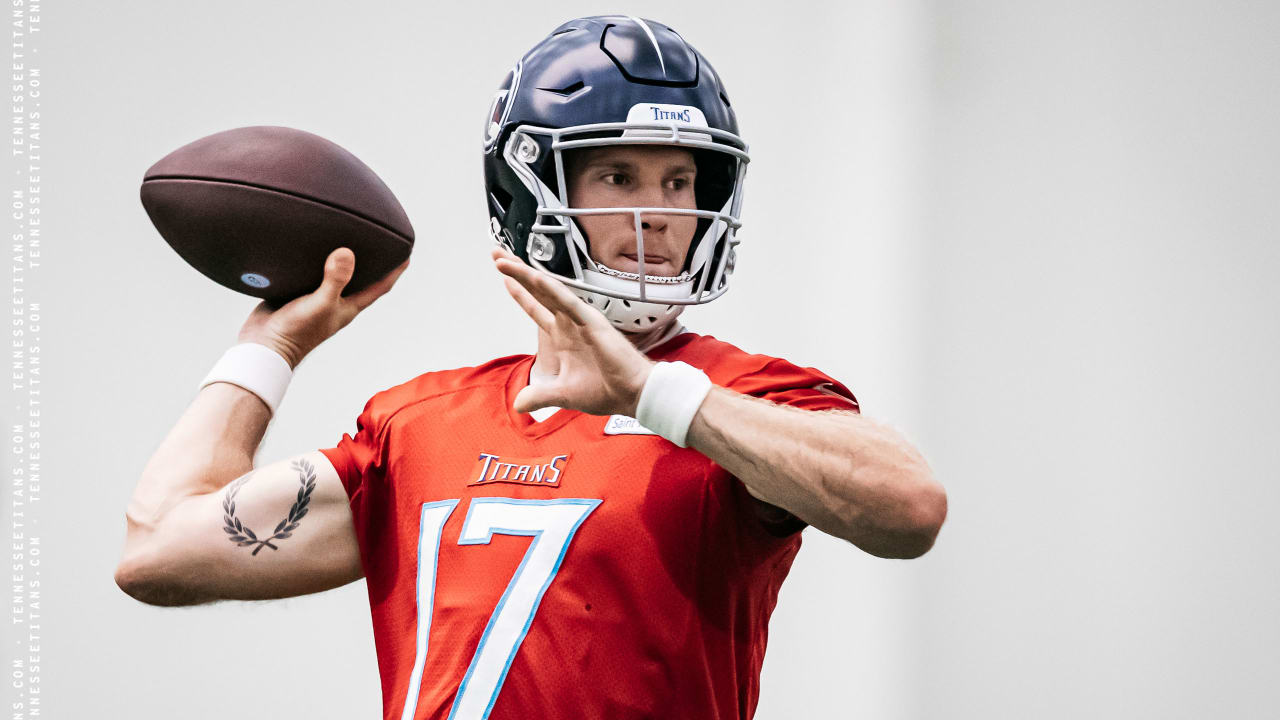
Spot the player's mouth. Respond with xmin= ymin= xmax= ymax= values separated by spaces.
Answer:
xmin=619 ymin=253 xmax=674 ymax=275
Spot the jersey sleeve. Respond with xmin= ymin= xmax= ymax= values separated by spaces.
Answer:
xmin=722 ymin=358 xmax=861 ymax=536
xmin=728 ymin=358 xmax=860 ymax=413
xmin=318 ymin=396 xmax=383 ymax=503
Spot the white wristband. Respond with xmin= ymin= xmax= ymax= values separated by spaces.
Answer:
xmin=635 ymin=361 xmax=713 ymax=448
xmin=198 ymin=343 xmax=294 ymax=415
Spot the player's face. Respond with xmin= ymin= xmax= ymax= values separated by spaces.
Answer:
xmin=565 ymin=145 xmax=699 ymax=277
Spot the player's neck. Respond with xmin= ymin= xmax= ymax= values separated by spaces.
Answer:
xmin=531 ymin=321 xmax=685 ymax=378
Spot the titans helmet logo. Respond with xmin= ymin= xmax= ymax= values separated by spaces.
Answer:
xmin=483 ymin=61 xmax=522 ymax=152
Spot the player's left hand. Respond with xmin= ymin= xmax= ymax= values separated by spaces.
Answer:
xmin=492 ymin=246 xmax=653 ymax=417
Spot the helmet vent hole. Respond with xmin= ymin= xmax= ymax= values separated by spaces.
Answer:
xmin=543 ymin=80 xmax=586 ymax=97
xmin=647 ymin=316 xmax=656 ymax=323
xmin=586 ymin=297 xmax=594 ymax=304
xmin=633 ymin=318 xmax=642 ymax=326
xmin=622 ymin=300 xmax=631 ymax=308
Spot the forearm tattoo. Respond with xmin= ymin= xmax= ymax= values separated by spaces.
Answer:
xmin=222 ymin=458 xmax=316 ymax=555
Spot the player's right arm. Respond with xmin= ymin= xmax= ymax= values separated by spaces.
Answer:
xmin=114 ymin=248 xmax=407 ymax=606
xmin=115 ymin=445 xmax=362 ymax=606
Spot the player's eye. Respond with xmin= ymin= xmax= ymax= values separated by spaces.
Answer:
xmin=601 ymin=172 xmax=630 ymax=186
xmin=668 ymin=177 xmax=691 ymax=191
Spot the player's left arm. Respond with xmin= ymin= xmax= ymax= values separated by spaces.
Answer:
xmin=686 ymin=388 xmax=945 ymax=558
xmin=491 ymin=245 xmax=946 ymax=558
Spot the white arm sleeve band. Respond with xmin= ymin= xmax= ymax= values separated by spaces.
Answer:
xmin=635 ymin=361 xmax=713 ymax=448
xmin=198 ymin=343 xmax=294 ymax=415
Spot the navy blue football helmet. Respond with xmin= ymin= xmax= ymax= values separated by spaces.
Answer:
xmin=482 ymin=16 xmax=749 ymax=332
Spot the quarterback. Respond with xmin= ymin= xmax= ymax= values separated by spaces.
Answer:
xmin=115 ymin=16 xmax=947 ymax=720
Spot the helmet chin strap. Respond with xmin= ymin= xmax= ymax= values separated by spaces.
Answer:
xmin=571 ymin=260 xmax=692 ymax=333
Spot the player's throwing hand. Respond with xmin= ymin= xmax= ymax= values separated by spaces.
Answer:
xmin=492 ymin=245 xmax=654 ymax=417
xmin=239 ymin=247 xmax=409 ymax=369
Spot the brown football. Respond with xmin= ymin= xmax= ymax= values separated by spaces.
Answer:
xmin=141 ymin=126 xmax=414 ymax=302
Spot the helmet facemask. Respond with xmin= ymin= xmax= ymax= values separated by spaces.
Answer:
xmin=499 ymin=118 xmax=749 ymax=333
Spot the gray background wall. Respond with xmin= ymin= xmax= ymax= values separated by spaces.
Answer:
xmin=3 ymin=1 xmax=1276 ymax=717
xmin=920 ymin=3 xmax=1280 ymax=717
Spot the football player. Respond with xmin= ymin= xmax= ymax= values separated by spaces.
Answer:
xmin=115 ymin=16 xmax=947 ymax=720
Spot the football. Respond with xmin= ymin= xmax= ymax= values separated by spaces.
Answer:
xmin=140 ymin=126 xmax=414 ymax=302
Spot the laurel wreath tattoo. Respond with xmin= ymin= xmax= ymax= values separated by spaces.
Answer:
xmin=222 ymin=458 xmax=316 ymax=556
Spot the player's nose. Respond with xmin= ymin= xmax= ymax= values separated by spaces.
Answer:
xmin=639 ymin=212 xmax=669 ymax=234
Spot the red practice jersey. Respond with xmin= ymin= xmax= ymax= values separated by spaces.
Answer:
xmin=320 ymin=331 xmax=859 ymax=720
